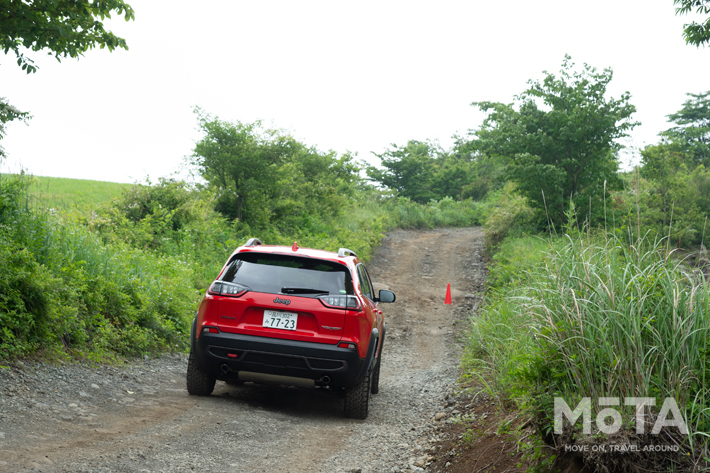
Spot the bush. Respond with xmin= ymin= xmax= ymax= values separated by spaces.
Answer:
xmin=383 ymin=195 xmax=490 ymax=229
xmin=87 ymin=179 xmax=240 ymax=290
xmin=466 ymin=231 xmax=709 ymax=471
xmin=0 ymin=235 xmax=54 ymax=357
xmin=1 ymin=167 xmax=492 ymax=363
xmin=0 ymin=174 xmax=198 ymax=360
xmin=615 ymin=165 xmax=710 ymax=249
xmin=483 ymin=183 xmax=534 ymax=255
xmin=485 ymin=235 xmax=555 ymax=290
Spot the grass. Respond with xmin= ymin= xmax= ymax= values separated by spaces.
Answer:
xmin=0 ymin=174 xmax=200 ymax=360
xmin=382 ymin=195 xmax=490 ymax=229
xmin=0 ymin=173 xmax=491 ymax=364
xmin=18 ymin=174 xmax=130 ymax=219
xmin=465 ymin=231 xmax=710 ymax=472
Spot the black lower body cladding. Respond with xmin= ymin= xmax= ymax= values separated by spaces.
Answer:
xmin=190 ymin=319 xmax=378 ymax=389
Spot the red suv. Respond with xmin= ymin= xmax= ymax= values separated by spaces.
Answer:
xmin=186 ymin=238 xmax=396 ymax=419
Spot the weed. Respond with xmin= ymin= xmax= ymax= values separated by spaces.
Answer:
xmin=466 ymin=229 xmax=710 ymax=471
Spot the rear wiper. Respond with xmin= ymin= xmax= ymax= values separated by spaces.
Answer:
xmin=281 ymin=287 xmax=329 ymax=294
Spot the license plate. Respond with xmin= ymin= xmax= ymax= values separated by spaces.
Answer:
xmin=263 ymin=310 xmax=298 ymax=331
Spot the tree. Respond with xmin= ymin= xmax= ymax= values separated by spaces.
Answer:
xmin=0 ymin=0 xmax=134 ymax=159
xmin=638 ymin=91 xmax=710 ymax=246
xmin=367 ymin=140 xmax=483 ymax=203
xmin=471 ymin=56 xmax=638 ymax=228
xmin=367 ymin=140 xmax=438 ymax=203
xmin=0 ymin=97 xmax=30 ymax=159
xmin=192 ymin=109 xmax=362 ymax=227
xmin=451 ymin=136 xmax=507 ymax=200
xmin=635 ymin=155 xmax=710 ymax=246
xmin=640 ymin=142 xmax=685 ymax=228
xmin=191 ymin=111 xmax=287 ymax=223
xmin=675 ymin=0 xmax=710 ymax=47
xmin=661 ymin=91 xmax=710 ymax=167
xmin=429 ymin=153 xmax=476 ymax=201
xmin=0 ymin=0 xmax=135 ymax=74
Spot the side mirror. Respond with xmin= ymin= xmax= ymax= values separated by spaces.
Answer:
xmin=376 ymin=289 xmax=396 ymax=303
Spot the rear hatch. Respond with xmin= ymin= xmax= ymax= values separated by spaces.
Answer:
xmin=212 ymin=252 xmax=354 ymax=344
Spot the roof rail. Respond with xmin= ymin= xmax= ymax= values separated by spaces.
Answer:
xmin=338 ymin=248 xmax=357 ymax=257
xmin=244 ymin=238 xmax=263 ymax=247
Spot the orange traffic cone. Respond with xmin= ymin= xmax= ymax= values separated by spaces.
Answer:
xmin=445 ymin=283 xmax=452 ymax=305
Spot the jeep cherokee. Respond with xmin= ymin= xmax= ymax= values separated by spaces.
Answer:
xmin=186 ymin=238 xmax=396 ymax=419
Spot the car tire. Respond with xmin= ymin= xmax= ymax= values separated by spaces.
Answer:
xmin=344 ymin=368 xmax=372 ymax=419
xmin=370 ymin=356 xmax=381 ymax=395
xmin=186 ymin=351 xmax=216 ymax=396
xmin=371 ymin=338 xmax=383 ymax=395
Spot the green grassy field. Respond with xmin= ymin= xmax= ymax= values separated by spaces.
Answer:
xmin=9 ymin=174 xmax=131 ymax=218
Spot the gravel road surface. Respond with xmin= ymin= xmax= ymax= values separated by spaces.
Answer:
xmin=0 ymin=227 xmax=485 ymax=473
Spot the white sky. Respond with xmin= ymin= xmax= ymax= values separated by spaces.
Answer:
xmin=1 ymin=0 xmax=708 ymax=183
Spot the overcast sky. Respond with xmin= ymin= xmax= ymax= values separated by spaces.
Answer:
xmin=1 ymin=0 xmax=708 ymax=183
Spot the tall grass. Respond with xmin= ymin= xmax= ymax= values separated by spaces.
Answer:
xmin=466 ymin=232 xmax=710 ymax=471
xmin=533 ymin=235 xmax=708 ymax=408
xmin=382 ymin=196 xmax=490 ymax=229
xmin=0 ymin=174 xmax=198 ymax=360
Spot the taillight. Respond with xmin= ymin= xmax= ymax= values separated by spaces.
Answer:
xmin=317 ymin=295 xmax=362 ymax=311
xmin=208 ymin=281 xmax=249 ymax=297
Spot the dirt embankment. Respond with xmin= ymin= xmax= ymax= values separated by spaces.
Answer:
xmin=0 ymin=228 xmax=489 ymax=473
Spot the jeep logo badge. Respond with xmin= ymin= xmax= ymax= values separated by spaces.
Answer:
xmin=273 ymin=297 xmax=291 ymax=305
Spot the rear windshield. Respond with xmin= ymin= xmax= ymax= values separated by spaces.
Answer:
xmin=220 ymin=253 xmax=354 ymax=296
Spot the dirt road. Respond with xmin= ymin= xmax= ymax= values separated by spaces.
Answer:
xmin=0 ymin=227 xmax=485 ymax=473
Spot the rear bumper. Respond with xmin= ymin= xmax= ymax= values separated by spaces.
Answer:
xmin=191 ymin=319 xmax=377 ymax=389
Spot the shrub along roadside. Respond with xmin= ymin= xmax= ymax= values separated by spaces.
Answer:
xmin=0 ymin=175 xmax=199 ymax=360
xmin=1 ymin=174 xmax=490 ymax=362
xmin=86 ymin=180 xmax=491 ymax=288
xmin=464 ymin=232 xmax=710 ymax=472
xmin=381 ymin=195 xmax=489 ymax=230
